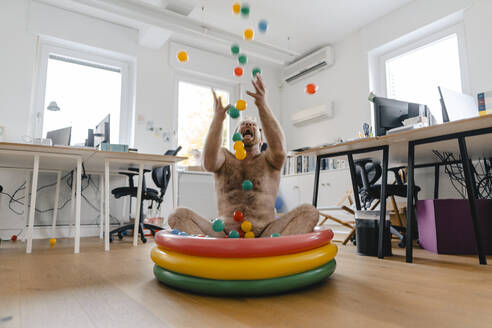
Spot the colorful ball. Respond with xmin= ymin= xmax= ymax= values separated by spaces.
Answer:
xmin=171 ymin=229 xmax=180 ymax=235
xmin=228 ymin=106 xmax=240 ymax=119
xmin=176 ymin=50 xmax=189 ymax=63
xmin=212 ymin=219 xmax=225 ymax=232
xmin=243 ymin=28 xmax=254 ymax=41
xmin=305 ymin=83 xmax=318 ymax=95
xmin=242 ymin=179 xmax=253 ymax=190
xmin=236 ymin=99 xmax=247 ymax=111
xmin=233 ymin=66 xmax=244 ymax=77
xmin=49 ymin=238 xmax=56 ymax=246
xmin=240 ymin=4 xmax=250 ymax=17
xmin=233 ymin=140 xmax=245 ymax=151
xmin=11 ymin=235 xmax=17 ymax=242
xmin=232 ymin=2 xmax=241 ymax=14
xmin=244 ymin=231 xmax=255 ymax=238
xmin=252 ymin=67 xmax=261 ymax=78
xmin=231 ymin=44 xmax=240 ymax=55
xmin=235 ymin=149 xmax=247 ymax=160
xmin=232 ymin=132 xmax=243 ymax=142
xmin=238 ymin=54 xmax=248 ymax=65
xmin=271 ymin=233 xmax=281 ymax=237
xmin=258 ymin=19 xmax=268 ymax=33
xmin=241 ymin=220 xmax=252 ymax=232
xmin=178 ymin=231 xmax=188 ymax=236
xmin=233 ymin=210 xmax=244 ymax=222
xmin=229 ymin=230 xmax=240 ymax=238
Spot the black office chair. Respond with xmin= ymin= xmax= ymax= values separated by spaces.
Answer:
xmin=109 ymin=147 xmax=181 ymax=243
xmin=354 ymin=159 xmax=420 ymax=247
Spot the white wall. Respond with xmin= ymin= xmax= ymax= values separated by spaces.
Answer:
xmin=0 ymin=0 xmax=282 ymax=239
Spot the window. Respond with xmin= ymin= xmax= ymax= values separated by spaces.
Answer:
xmin=380 ymin=26 xmax=468 ymax=123
xmin=33 ymin=40 xmax=135 ymax=146
xmin=177 ymin=80 xmax=230 ymax=166
xmin=43 ymin=55 xmax=122 ymax=145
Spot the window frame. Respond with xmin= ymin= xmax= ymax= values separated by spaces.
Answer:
xmin=172 ymin=71 xmax=239 ymax=157
xmin=31 ymin=38 xmax=136 ymax=146
xmin=377 ymin=23 xmax=470 ymax=99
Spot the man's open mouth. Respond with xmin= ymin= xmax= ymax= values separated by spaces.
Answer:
xmin=242 ymin=128 xmax=254 ymax=139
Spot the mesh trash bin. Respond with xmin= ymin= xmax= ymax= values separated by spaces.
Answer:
xmin=355 ymin=211 xmax=392 ymax=257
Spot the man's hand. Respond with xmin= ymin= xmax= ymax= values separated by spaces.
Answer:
xmin=246 ymin=75 xmax=267 ymax=108
xmin=212 ymin=90 xmax=230 ymax=120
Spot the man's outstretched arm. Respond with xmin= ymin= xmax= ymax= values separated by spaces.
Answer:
xmin=202 ymin=90 xmax=229 ymax=172
xmin=246 ymin=75 xmax=286 ymax=170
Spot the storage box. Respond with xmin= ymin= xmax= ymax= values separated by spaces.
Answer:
xmin=417 ymin=199 xmax=492 ymax=254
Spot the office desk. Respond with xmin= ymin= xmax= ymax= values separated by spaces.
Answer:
xmin=300 ymin=115 xmax=492 ymax=264
xmin=0 ymin=142 xmax=185 ymax=253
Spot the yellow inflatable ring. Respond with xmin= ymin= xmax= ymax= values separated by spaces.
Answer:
xmin=150 ymin=243 xmax=337 ymax=280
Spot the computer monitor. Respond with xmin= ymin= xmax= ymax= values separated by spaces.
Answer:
xmin=373 ymin=97 xmax=429 ymax=136
xmin=438 ymin=86 xmax=478 ymax=123
xmin=94 ymin=114 xmax=110 ymax=147
xmin=46 ymin=127 xmax=72 ymax=146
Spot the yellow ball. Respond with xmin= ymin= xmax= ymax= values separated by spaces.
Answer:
xmin=49 ymin=238 xmax=56 ymax=247
xmin=176 ymin=50 xmax=189 ymax=63
xmin=244 ymin=231 xmax=255 ymax=238
xmin=233 ymin=140 xmax=245 ymax=151
xmin=235 ymin=149 xmax=247 ymax=160
xmin=241 ymin=220 xmax=252 ymax=232
xmin=232 ymin=2 xmax=241 ymax=14
xmin=243 ymin=28 xmax=254 ymax=41
xmin=236 ymin=99 xmax=247 ymax=111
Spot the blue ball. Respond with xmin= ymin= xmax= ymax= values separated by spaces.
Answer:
xmin=275 ymin=196 xmax=284 ymax=211
xmin=178 ymin=231 xmax=188 ymax=236
xmin=271 ymin=233 xmax=281 ymax=238
xmin=171 ymin=229 xmax=180 ymax=235
xmin=212 ymin=219 xmax=225 ymax=232
xmin=258 ymin=20 xmax=268 ymax=33
xmin=229 ymin=230 xmax=240 ymax=238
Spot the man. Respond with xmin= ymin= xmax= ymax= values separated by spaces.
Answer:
xmin=168 ymin=75 xmax=319 ymax=237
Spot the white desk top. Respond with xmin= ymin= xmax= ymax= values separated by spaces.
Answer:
xmin=298 ymin=115 xmax=492 ymax=166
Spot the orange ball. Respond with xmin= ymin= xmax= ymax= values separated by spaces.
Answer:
xmin=232 ymin=2 xmax=241 ymax=14
xmin=176 ymin=50 xmax=189 ymax=63
xmin=236 ymin=99 xmax=247 ymax=111
xmin=241 ymin=220 xmax=252 ymax=232
xmin=243 ymin=28 xmax=254 ymax=41
xmin=305 ymin=83 xmax=318 ymax=95
xmin=233 ymin=210 xmax=244 ymax=222
xmin=245 ymin=231 xmax=255 ymax=238
xmin=233 ymin=66 xmax=244 ymax=77
xmin=233 ymin=140 xmax=245 ymax=151
xmin=235 ymin=149 xmax=247 ymax=160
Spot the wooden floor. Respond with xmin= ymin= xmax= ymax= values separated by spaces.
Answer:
xmin=1 ymin=236 xmax=491 ymax=328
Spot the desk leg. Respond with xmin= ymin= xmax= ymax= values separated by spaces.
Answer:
xmin=458 ymin=137 xmax=487 ymax=265
xmin=133 ymin=164 xmax=145 ymax=246
xmin=69 ymin=169 xmax=76 ymax=237
xmin=26 ymin=155 xmax=40 ymax=254
xmin=51 ymin=171 xmax=61 ymax=238
xmin=74 ymin=159 xmax=82 ymax=254
xmin=434 ymin=164 xmax=440 ymax=199
xmin=347 ymin=153 xmax=362 ymax=211
xmin=406 ymin=142 xmax=415 ymax=263
xmin=22 ymin=171 xmax=31 ymax=241
xmin=99 ymin=173 xmax=104 ymax=239
xmin=378 ymin=146 xmax=389 ymax=259
xmin=104 ymin=160 xmax=110 ymax=251
xmin=312 ymin=156 xmax=321 ymax=207
xmin=172 ymin=163 xmax=178 ymax=209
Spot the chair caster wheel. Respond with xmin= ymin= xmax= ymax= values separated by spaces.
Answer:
xmin=118 ymin=232 xmax=123 ymax=240
xmin=141 ymin=237 xmax=147 ymax=243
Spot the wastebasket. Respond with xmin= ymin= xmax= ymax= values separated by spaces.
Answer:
xmin=355 ymin=211 xmax=392 ymax=257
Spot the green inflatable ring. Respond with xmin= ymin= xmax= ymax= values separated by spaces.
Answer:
xmin=153 ymin=259 xmax=336 ymax=296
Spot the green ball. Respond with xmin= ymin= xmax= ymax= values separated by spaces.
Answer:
xmin=238 ymin=54 xmax=247 ymax=65
xmin=231 ymin=44 xmax=240 ymax=55
xmin=212 ymin=219 xmax=224 ymax=232
xmin=228 ymin=106 xmax=240 ymax=119
xmin=229 ymin=230 xmax=240 ymax=238
xmin=242 ymin=179 xmax=253 ymax=190
xmin=240 ymin=5 xmax=250 ymax=17
xmin=252 ymin=67 xmax=261 ymax=77
xmin=232 ymin=133 xmax=243 ymax=142
xmin=271 ymin=233 xmax=281 ymax=238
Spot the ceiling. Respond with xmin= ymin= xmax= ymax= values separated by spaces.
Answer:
xmin=187 ymin=0 xmax=414 ymax=55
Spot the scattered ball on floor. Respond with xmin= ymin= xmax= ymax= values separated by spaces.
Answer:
xmin=11 ymin=235 xmax=17 ymax=242
xmin=49 ymin=238 xmax=56 ymax=247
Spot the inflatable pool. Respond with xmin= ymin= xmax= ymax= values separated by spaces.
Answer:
xmin=151 ymin=230 xmax=338 ymax=296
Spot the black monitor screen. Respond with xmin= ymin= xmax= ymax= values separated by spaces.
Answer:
xmin=373 ymin=97 xmax=427 ymax=136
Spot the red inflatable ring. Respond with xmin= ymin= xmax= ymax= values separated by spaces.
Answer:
xmin=154 ymin=229 xmax=334 ymax=258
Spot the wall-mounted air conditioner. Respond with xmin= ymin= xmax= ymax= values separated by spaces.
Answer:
xmin=291 ymin=103 xmax=334 ymax=126
xmin=282 ymin=46 xmax=334 ymax=85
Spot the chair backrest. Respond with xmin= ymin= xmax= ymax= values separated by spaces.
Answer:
xmin=151 ymin=146 xmax=182 ymax=196
xmin=355 ymin=160 xmax=382 ymax=189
